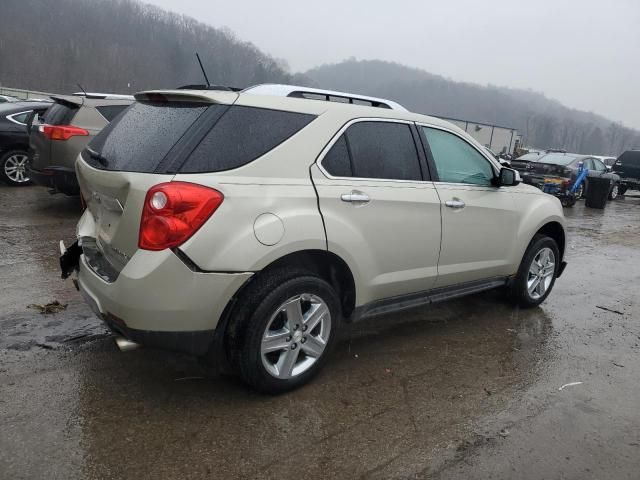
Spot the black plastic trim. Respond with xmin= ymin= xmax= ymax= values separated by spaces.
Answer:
xmin=351 ymin=277 xmax=510 ymax=322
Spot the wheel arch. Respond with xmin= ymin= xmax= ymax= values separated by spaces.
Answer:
xmin=205 ymin=249 xmax=356 ymax=371
xmin=535 ymin=221 xmax=566 ymax=261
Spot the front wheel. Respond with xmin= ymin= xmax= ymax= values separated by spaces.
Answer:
xmin=227 ymin=269 xmax=341 ymax=393
xmin=509 ymin=235 xmax=560 ymax=308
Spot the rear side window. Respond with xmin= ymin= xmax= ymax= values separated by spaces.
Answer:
xmin=617 ymin=151 xmax=640 ymax=165
xmin=331 ymin=121 xmax=422 ymax=181
xmin=179 ymin=106 xmax=315 ymax=173
xmin=43 ymin=102 xmax=78 ymax=125
xmin=86 ymin=102 xmax=208 ymax=172
xmin=95 ymin=104 xmax=129 ymax=122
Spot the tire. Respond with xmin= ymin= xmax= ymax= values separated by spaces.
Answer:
xmin=575 ymin=183 xmax=585 ymax=200
xmin=608 ymin=183 xmax=619 ymax=200
xmin=618 ymin=185 xmax=627 ymax=196
xmin=509 ymin=235 xmax=560 ymax=308
xmin=0 ymin=150 xmax=31 ymax=186
xmin=226 ymin=268 xmax=341 ymax=394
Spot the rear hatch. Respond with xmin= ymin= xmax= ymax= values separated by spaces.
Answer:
xmin=29 ymin=96 xmax=81 ymax=170
xmin=76 ymin=91 xmax=238 ymax=272
xmin=522 ymin=161 xmax=571 ymax=177
xmin=613 ymin=151 xmax=640 ymax=180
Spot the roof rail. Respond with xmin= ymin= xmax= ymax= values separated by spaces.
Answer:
xmin=242 ymin=84 xmax=408 ymax=111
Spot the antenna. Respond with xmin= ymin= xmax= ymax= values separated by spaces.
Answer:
xmin=195 ymin=53 xmax=211 ymax=88
xmin=76 ymin=83 xmax=87 ymax=96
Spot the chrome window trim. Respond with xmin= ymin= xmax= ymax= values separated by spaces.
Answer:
xmin=315 ymin=117 xmax=431 ymax=184
xmin=6 ymin=110 xmax=33 ymax=126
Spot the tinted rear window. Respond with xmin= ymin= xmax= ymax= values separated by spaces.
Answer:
xmin=95 ymin=104 xmax=129 ymax=122
xmin=345 ymin=122 xmax=422 ymax=180
xmin=86 ymin=102 xmax=208 ymax=172
xmin=322 ymin=135 xmax=352 ymax=177
xmin=43 ymin=102 xmax=78 ymax=125
xmin=179 ymin=106 xmax=315 ymax=173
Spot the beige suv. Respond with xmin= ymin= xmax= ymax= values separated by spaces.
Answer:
xmin=61 ymin=85 xmax=567 ymax=393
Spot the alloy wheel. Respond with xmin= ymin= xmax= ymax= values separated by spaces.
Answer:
xmin=527 ymin=247 xmax=555 ymax=300
xmin=261 ymin=294 xmax=331 ymax=379
xmin=610 ymin=184 xmax=619 ymax=199
xmin=4 ymin=153 xmax=30 ymax=183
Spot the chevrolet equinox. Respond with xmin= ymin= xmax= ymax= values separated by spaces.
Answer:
xmin=62 ymin=84 xmax=568 ymax=393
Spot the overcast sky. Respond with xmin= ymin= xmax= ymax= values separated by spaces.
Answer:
xmin=147 ymin=0 xmax=640 ymax=129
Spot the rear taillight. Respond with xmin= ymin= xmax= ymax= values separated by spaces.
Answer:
xmin=40 ymin=124 xmax=89 ymax=141
xmin=138 ymin=182 xmax=224 ymax=251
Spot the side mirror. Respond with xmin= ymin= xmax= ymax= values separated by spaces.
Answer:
xmin=498 ymin=167 xmax=520 ymax=186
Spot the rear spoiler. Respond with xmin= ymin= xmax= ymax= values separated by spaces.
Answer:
xmin=49 ymin=94 xmax=84 ymax=108
xmin=134 ymin=89 xmax=238 ymax=105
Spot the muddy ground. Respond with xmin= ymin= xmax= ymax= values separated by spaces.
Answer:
xmin=1 ymin=185 xmax=639 ymax=479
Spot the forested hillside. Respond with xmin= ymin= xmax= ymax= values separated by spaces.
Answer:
xmin=1 ymin=0 xmax=637 ymax=155
xmin=306 ymin=59 xmax=640 ymax=155
xmin=0 ymin=0 xmax=298 ymax=93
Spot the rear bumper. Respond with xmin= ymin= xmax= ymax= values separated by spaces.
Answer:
xmin=77 ymin=248 xmax=253 ymax=355
xmin=29 ymin=166 xmax=79 ymax=195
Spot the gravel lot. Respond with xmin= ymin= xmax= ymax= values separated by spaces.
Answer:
xmin=1 ymin=185 xmax=639 ymax=479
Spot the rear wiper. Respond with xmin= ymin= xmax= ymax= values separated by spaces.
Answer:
xmin=85 ymin=147 xmax=108 ymax=167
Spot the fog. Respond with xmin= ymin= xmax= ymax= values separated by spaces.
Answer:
xmin=145 ymin=0 xmax=640 ymax=129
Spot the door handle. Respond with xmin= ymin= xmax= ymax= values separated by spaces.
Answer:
xmin=341 ymin=191 xmax=370 ymax=204
xmin=445 ymin=199 xmax=466 ymax=209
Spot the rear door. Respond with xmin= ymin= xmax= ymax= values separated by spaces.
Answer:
xmin=420 ymin=125 xmax=521 ymax=287
xmin=311 ymin=119 xmax=442 ymax=305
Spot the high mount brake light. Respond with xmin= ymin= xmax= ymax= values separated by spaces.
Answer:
xmin=41 ymin=124 xmax=89 ymax=141
xmin=139 ymin=182 xmax=224 ymax=251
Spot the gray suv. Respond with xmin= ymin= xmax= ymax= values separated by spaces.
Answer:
xmin=29 ymin=93 xmax=133 ymax=195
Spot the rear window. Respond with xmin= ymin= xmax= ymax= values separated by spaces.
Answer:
xmin=538 ymin=153 xmax=579 ymax=166
xmin=43 ymin=102 xmax=78 ymax=125
xmin=95 ymin=104 xmax=129 ymax=122
xmin=85 ymin=102 xmax=315 ymax=173
xmin=179 ymin=106 xmax=315 ymax=173
xmin=85 ymin=102 xmax=208 ymax=172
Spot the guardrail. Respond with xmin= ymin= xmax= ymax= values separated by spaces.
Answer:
xmin=0 ymin=86 xmax=54 ymax=101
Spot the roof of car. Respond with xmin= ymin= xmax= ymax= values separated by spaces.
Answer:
xmin=134 ymin=87 xmax=461 ymax=133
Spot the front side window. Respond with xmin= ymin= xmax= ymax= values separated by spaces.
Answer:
xmin=423 ymin=127 xmax=494 ymax=185
xmin=322 ymin=121 xmax=421 ymax=181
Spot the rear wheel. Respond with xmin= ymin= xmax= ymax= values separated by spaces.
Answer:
xmin=0 ymin=150 xmax=31 ymax=186
xmin=618 ymin=185 xmax=628 ymax=196
xmin=608 ymin=183 xmax=619 ymax=200
xmin=509 ymin=235 xmax=560 ymax=308
xmin=227 ymin=268 xmax=341 ymax=393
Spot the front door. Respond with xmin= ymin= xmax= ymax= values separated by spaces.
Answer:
xmin=311 ymin=120 xmax=442 ymax=306
xmin=420 ymin=125 xmax=521 ymax=287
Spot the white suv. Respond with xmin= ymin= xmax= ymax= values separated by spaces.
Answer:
xmin=62 ymin=84 xmax=567 ymax=393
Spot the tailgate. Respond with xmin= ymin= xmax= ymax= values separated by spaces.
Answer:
xmin=76 ymin=158 xmax=174 ymax=271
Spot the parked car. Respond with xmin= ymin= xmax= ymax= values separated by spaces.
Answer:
xmin=511 ymin=152 xmax=621 ymax=200
xmin=29 ymin=93 xmax=133 ymax=195
xmin=613 ymin=150 xmax=640 ymax=194
xmin=0 ymin=95 xmax=20 ymax=103
xmin=594 ymin=155 xmax=617 ymax=169
xmin=0 ymin=101 xmax=51 ymax=185
xmin=61 ymin=84 xmax=567 ymax=393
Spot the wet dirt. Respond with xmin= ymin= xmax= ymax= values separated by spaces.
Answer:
xmin=1 ymin=186 xmax=639 ymax=479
